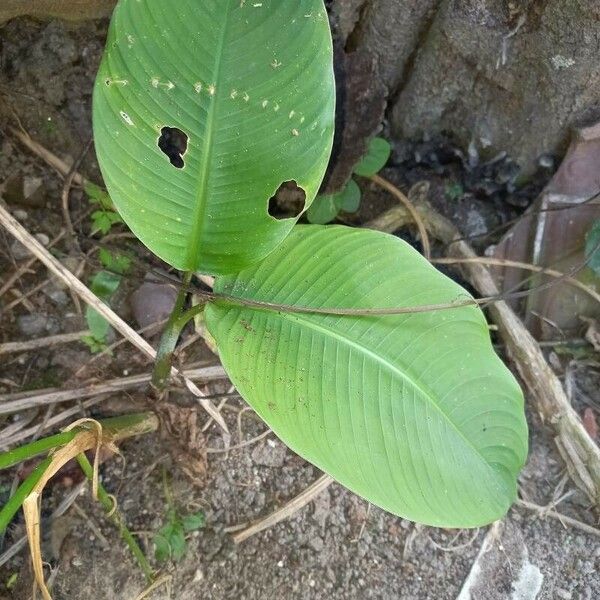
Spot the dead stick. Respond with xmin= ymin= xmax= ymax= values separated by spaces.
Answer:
xmin=233 ymin=474 xmax=333 ymax=544
xmin=368 ymin=181 xmax=600 ymax=507
xmin=0 ymin=331 xmax=91 ymax=356
xmin=0 ymin=204 xmax=229 ymax=433
xmin=8 ymin=126 xmax=88 ymax=186
xmin=433 ymin=257 xmax=600 ymax=306
xmin=517 ymin=499 xmax=600 ymax=539
xmin=0 ymin=365 xmax=227 ymax=416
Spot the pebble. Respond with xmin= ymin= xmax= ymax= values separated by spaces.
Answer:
xmin=12 ymin=209 xmax=28 ymax=220
xmin=251 ymin=439 xmax=287 ymax=468
xmin=17 ymin=314 xmax=51 ymax=337
xmin=556 ymin=589 xmax=572 ymax=600
xmin=10 ymin=233 xmax=50 ymax=260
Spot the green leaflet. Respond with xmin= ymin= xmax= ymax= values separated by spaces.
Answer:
xmin=354 ymin=137 xmax=392 ymax=177
xmin=307 ymin=179 xmax=362 ymax=224
xmin=206 ymin=226 xmax=528 ymax=527
xmin=93 ymin=0 xmax=335 ymax=275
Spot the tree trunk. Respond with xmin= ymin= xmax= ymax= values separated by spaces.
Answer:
xmin=3 ymin=0 xmax=599 ymax=183
xmin=331 ymin=0 xmax=600 ymax=184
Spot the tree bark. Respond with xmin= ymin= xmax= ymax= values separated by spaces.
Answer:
xmin=332 ymin=0 xmax=600 ymax=181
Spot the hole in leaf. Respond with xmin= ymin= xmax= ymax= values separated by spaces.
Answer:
xmin=158 ymin=127 xmax=188 ymax=169
xmin=268 ymin=181 xmax=306 ymax=220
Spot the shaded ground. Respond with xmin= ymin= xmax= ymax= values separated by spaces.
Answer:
xmin=0 ymin=16 xmax=599 ymax=600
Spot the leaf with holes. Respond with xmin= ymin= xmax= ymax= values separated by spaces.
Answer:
xmin=93 ymin=0 xmax=335 ymax=275
xmin=205 ymin=226 xmax=528 ymax=527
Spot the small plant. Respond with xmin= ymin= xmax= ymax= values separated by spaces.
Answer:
xmin=154 ymin=469 xmax=205 ymax=563
xmin=82 ymin=183 xmax=132 ymax=351
xmin=1 ymin=10 xmax=528 ymax=594
xmin=445 ymin=181 xmax=464 ymax=201
xmin=91 ymin=0 xmax=527 ymax=528
xmin=307 ymin=136 xmax=392 ymax=224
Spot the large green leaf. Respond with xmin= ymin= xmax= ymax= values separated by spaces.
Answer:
xmin=93 ymin=0 xmax=335 ymax=274
xmin=205 ymin=226 xmax=528 ymax=527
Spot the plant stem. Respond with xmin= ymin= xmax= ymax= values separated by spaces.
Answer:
xmin=76 ymin=453 xmax=154 ymax=583
xmin=161 ymin=465 xmax=175 ymax=511
xmin=0 ymin=413 xmax=158 ymax=472
xmin=0 ymin=413 xmax=158 ymax=535
xmin=152 ymin=271 xmax=198 ymax=389
xmin=0 ymin=432 xmax=76 ymax=471
xmin=0 ymin=457 xmax=52 ymax=533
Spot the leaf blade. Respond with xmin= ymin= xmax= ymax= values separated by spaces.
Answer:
xmin=93 ymin=0 xmax=335 ymax=274
xmin=205 ymin=226 xmax=528 ymax=527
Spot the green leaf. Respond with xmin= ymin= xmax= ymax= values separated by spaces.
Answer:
xmin=99 ymin=248 xmax=132 ymax=275
xmin=205 ymin=226 xmax=528 ymax=527
xmin=93 ymin=0 xmax=335 ymax=275
xmin=445 ymin=182 xmax=464 ymax=201
xmin=307 ymin=180 xmax=362 ymax=224
xmin=85 ymin=183 xmax=114 ymax=210
xmin=585 ymin=220 xmax=600 ymax=276
xmin=86 ymin=271 xmax=122 ymax=342
xmin=353 ymin=137 xmax=391 ymax=177
xmin=91 ymin=210 xmax=124 ymax=235
xmin=153 ymin=531 xmax=171 ymax=562
xmin=306 ymin=192 xmax=344 ymax=225
xmin=182 ymin=511 xmax=205 ymax=533
xmin=339 ymin=179 xmax=361 ymax=213
xmin=154 ymin=515 xmax=187 ymax=562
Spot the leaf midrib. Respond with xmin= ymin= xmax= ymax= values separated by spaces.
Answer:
xmin=273 ymin=310 xmax=503 ymax=485
xmin=184 ymin=0 xmax=233 ymax=269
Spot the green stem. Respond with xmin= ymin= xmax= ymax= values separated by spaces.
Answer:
xmin=152 ymin=272 xmax=199 ymax=389
xmin=77 ymin=454 xmax=154 ymax=583
xmin=0 ymin=413 xmax=158 ymax=472
xmin=0 ymin=413 xmax=158 ymax=535
xmin=0 ymin=432 xmax=76 ymax=471
xmin=0 ymin=457 xmax=52 ymax=533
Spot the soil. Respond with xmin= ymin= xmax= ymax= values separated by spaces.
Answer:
xmin=0 ymin=16 xmax=599 ymax=600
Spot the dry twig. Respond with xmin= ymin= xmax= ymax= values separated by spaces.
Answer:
xmin=232 ymin=474 xmax=333 ymax=544
xmin=8 ymin=126 xmax=88 ymax=186
xmin=370 ymin=174 xmax=431 ymax=259
xmin=517 ymin=499 xmax=600 ymax=539
xmin=0 ymin=365 xmax=227 ymax=416
xmin=0 ymin=331 xmax=91 ymax=356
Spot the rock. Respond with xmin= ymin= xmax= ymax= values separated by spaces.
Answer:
xmin=9 ymin=233 xmax=49 ymax=260
xmin=17 ymin=313 xmax=59 ymax=337
xmin=251 ymin=438 xmax=287 ymax=468
xmin=311 ymin=488 xmax=331 ymax=528
xmin=308 ymin=536 xmax=324 ymax=552
xmin=130 ymin=280 xmax=178 ymax=330
xmin=2 ymin=174 xmax=45 ymax=208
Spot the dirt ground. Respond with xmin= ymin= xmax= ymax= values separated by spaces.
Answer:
xmin=0 ymin=16 xmax=599 ymax=600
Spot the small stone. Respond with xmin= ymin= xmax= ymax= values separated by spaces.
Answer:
xmin=17 ymin=314 xmax=50 ymax=337
xmin=71 ymin=556 xmax=83 ymax=567
xmin=130 ymin=280 xmax=178 ymax=329
xmin=12 ymin=209 xmax=28 ymax=220
xmin=17 ymin=314 xmax=60 ymax=337
xmin=193 ymin=569 xmax=204 ymax=582
xmin=44 ymin=288 xmax=69 ymax=306
xmin=251 ymin=439 xmax=287 ymax=467
xmin=556 ymin=590 xmax=572 ymax=600
xmin=308 ymin=536 xmax=324 ymax=552
xmin=9 ymin=233 xmax=50 ymax=260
